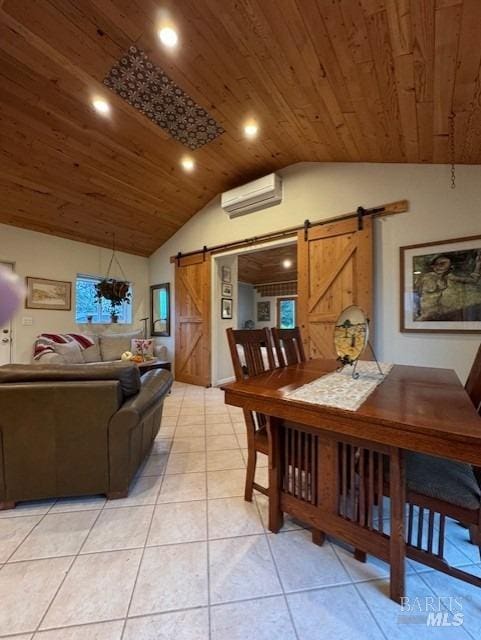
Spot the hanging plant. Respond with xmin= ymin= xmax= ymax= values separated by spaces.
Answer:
xmin=95 ymin=235 xmax=131 ymax=310
xmin=95 ymin=279 xmax=131 ymax=305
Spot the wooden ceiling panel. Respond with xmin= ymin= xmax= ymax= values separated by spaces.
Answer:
xmin=0 ymin=0 xmax=480 ymax=255
xmin=238 ymin=244 xmax=297 ymax=285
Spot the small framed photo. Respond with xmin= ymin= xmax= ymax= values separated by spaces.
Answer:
xmin=257 ymin=301 xmax=271 ymax=322
xmin=221 ymin=297 xmax=233 ymax=319
xmin=221 ymin=266 xmax=231 ymax=283
xmin=221 ymin=283 xmax=232 ymax=297
xmin=400 ymin=235 xmax=481 ymax=333
xmin=25 ymin=277 xmax=72 ymax=311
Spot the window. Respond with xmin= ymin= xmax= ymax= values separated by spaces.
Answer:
xmin=75 ymin=275 xmax=132 ymax=324
xmin=277 ymin=297 xmax=297 ymax=329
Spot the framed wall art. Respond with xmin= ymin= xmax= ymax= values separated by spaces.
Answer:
xmin=221 ymin=283 xmax=232 ymax=297
xmin=400 ymin=235 xmax=481 ymax=333
xmin=221 ymin=297 xmax=233 ymax=319
xmin=257 ymin=300 xmax=271 ymax=322
xmin=25 ymin=277 xmax=72 ymax=311
xmin=221 ymin=266 xmax=231 ymax=283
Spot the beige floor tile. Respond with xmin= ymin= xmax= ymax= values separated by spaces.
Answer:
xmin=171 ymin=436 xmax=206 ymax=453
xmin=129 ymin=542 xmax=208 ymax=616
xmin=206 ymin=449 xmax=245 ymax=472
xmin=288 ymin=584 xmax=385 ymax=640
xmin=151 ymin=438 xmax=172 ymax=454
xmin=255 ymin=495 xmax=304 ymax=532
xmin=147 ymin=501 xmax=207 ymax=546
xmin=174 ymin=425 xmax=206 ymax=438
xmin=81 ymin=506 xmax=153 ymax=553
xmin=235 ymin=432 xmax=248 ymax=448
xmin=357 ymin=574 xmax=467 ymax=640
xmin=176 ymin=416 xmax=206 ymax=426
xmin=123 ymin=608 xmax=209 ymax=640
xmin=34 ymin=620 xmax=124 ymax=639
xmin=207 ymin=469 xmax=245 ymax=499
xmin=206 ymin=435 xmax=240 ymax=451
xmin=179 ymin=408 xmax=205 ymax=417
xmin=104 ymin=475 xmax=163 ymax=509
xmin=49 ymin=496 xmax=106 ymax=514
xmin=269 ymin=530 xmax=350 ymax=591
xmin=0 ymin=500 xmax=55 ymax=520
xmin=206 ymin=414 xmax=232 ymax=425
xmin=11 ymin=511 xmax=98 ymax=562
xmin=205 ymin=422 xmax=235 ymax=436
xmin=0 ymin=515 xmax=41 ymax=563
xmin=139 ymin=454 xmax=169 ymax=477
xmin=208 ymin=497 xmax=264 ymax=539
xmin=161 ymin=407 xmax=180 ymax=418
xmin=157 ymin=426 xmax=176 ymax=439
xmin=160 ymin=416 xmax=178 ymax=427
xmin=0 ymin=556 xmax=72 ymax=636
xmin=205 ymin=406 xmax=230 ymax=415
xmin=241 ymin=449 xmax=268 ymax=467
xmin=158 ymin=473 xmax=207 ymax=503
xmin=211 ymin=596 xmax=297 ymax=640
xmin=41 ymin=549 xmax=142 ymax=629
xmin=232 ymin=422 xmax=246 ymax=434
xmin=166 ymin=452 xmax=206 ymax=474
xmin=209 ymin=535 xmax=282 ymax=604
xmin=254 ymin=465 xmax=268 ymax=488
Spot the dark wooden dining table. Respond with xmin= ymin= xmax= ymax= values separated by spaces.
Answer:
xmin=222 ymin=359 xmax=481 ymax=603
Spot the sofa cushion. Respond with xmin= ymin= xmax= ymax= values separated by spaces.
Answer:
xmin=82 ymin=335 xmax=102 ymax=363
xmin=54 ymin=341 xmax=84 ymax=364
xmin=0 ymin=362 xmax=141 ymax=398
xmin=100 ymin=330 xmax=143 ymax=361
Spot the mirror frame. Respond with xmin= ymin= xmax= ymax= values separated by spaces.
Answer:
xmin=150 ymin=283 xmax=170 ymax=337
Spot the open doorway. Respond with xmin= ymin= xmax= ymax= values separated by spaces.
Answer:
xmin=211 ymin=240 xmax=297 ymax=385
xmin=237 ymin=243 xmax=297 ymax=331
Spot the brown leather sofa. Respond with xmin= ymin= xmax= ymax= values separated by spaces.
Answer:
xmin=0 ymin=362 xmax=173 ymax=509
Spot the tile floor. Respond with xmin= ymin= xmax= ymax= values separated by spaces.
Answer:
xmin=0 ymin=382 xmax=480 ymax=639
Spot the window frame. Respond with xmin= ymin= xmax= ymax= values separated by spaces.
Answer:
xmin=277 ymin=296 xmax=297 ymax=329
xmin=75 ymin=274 xmax=133 ymax=325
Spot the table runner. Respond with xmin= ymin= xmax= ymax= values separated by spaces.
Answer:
xmin=287 ymin=360 xmax=393 ymax=411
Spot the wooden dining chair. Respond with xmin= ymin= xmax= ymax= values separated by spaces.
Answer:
xmin=226 ymin=327 xmax=325 ymax=547
xmin=226 ymin=328 xmax=276 ymax=501
xmin=368 ymin=344 xmax=481 ymax=587
xmin=271 ymin=327 xmax=306 ymax=367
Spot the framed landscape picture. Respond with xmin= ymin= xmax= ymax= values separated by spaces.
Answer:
xmin=221 ymin=297 xmax=232 ymax=319
xmin=400 ymin=235 xmax=481 ymax=333
xmin=25 ymin=277 xmax=72 ymax=311
xmin=257 ymin=300 xmax=271 ymax=322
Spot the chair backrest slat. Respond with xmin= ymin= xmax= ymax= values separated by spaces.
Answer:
xmin=226 ymin=328 xmax=276 ymax=381
xmin=271 ymin=327 xmax=306 ymax=367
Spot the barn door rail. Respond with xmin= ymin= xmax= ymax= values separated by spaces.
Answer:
xmin=170 ymin=200 xmax=408 ymax=262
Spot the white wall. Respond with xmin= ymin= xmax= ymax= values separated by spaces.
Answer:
xmin=212 ymin=254 xmax=238 ymax=384
xmin=237 ymin=282 xmax=255 ymax=329
xmin=149 ymin=162 xmax=481 ymax=383
xmin=0 ymin=224 xmax=149 ymax=363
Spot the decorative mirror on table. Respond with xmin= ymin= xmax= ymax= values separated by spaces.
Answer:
xmin=334 ymin=305 xmax=383 ymax=378
xmin=150 ymin=283 xmax=170 ymax=336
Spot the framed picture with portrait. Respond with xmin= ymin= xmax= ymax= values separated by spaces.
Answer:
xmin=400 ymin=235 xmax=481 ymax=333
xmin=221 ymin=283 xmax=232 ymax=297
xmin=221 ymin=297 xmax=233 ymax=319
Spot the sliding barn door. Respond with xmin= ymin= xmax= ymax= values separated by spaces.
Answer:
xmin=297 ymin=217 xmax=373 ymax=359
xmin=175 ymin=252 xmax=211 ymax=386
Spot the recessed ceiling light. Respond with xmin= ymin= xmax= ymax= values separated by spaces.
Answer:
xmin=244 ymin=121 xmax=259 ymax=138
xmin=159 ymin=26 xmax=178 ymax=48
xmin=282 ymin=259 xmax=293 ymax=269
xmin=181 ymin=156 xmax=195 ymax=172
xmin=92 ymin=98 xmax=110 ymax=115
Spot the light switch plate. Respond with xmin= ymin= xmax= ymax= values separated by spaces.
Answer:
xmin=22 ymin=317 xmax=33 ymax=326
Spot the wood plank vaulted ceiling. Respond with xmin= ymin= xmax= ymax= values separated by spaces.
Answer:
xmin=238 ymin=244 xmax=297 ymax=285
xmin=0 ymin=0 xmax=480 ymax=256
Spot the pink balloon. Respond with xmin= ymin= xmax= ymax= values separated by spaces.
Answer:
xmin=0 ymin=266 xmax=25 ymax=325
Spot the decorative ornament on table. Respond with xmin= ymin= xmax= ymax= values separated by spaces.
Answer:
xmin=131 ymin=338 xmax=154 ymax=362
xmin=334 ymin=305 xmax=384 ymax=379
xmin=0 ymin=266 xmax=25 ymax=325
xmin=121 ymin=351 xmax=133 ymax=361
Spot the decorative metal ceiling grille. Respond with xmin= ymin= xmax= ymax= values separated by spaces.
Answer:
xmin=104 ymin=46 xmax=224 ymax=150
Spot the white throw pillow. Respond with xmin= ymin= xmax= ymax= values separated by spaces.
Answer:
xmin=53 ymin=341 xmax=84 ymax=364
xmin=131 ymin=339 xmax=154 ymax=357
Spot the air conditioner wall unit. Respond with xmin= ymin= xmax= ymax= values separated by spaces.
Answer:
xmin=221 ymin=173 xmax=282 ymax=218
